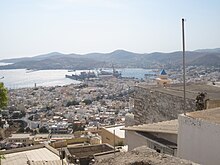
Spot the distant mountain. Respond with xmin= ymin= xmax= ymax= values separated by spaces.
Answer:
xmin=0 ymin=48 xmax=220 ymax=70
xmin=0 ymin=52 xmax=64 ymax=63
xmin=189 ymin=53 xmax=220 ymax=67
xmin=0 ymin=57 xmax=32 ymax=63
xmin=195 ymin=48 xmax=220 ymax=53
xmin=84 ymin=50 xmax=146 ymax=67
xmin=0 ymin=56 xmax=105 ymax=70
xmin=30 ymin=52 xmax=65 ymax=60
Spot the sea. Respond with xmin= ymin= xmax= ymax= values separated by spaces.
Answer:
xmin=0 ymin=64 xmax=157 ymax=89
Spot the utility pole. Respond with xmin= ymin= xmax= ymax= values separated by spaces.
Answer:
xmin=182 ymin=18 xmax=186 ymax=115
xmin=114 ymin=129 xmax=116 ymax=155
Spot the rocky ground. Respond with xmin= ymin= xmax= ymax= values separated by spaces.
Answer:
xmin=94 ymin=146 xmax=198 ymax=165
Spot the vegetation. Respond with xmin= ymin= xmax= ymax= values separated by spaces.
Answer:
xmin=0 ymin=82 xmax=8 ymax=109
xmin=25 ymin=127 xmax=31 ymax=133
xmin=17 ymin=127 xmax=25 ymax=133
xmin=11 ymin=111 xmax=26 ymax=119
xmin=28 ymin=115 xmax=34 ymax=121
xmin=70 ymin=124 xmax=85 ymax=133
xmin=195 ymin=92 xmax=207 ymax=111
xmin=0 ymin=152 xmax=5 ymax=161
xmin=39 ymin=126 xmax=49 ymax=133
xmin=82 ymin=99 xmax=92 ymax=105
xmin=66 ymin=100 xmax=79 ymax=107
xmin=16 ymin=121 xmax=27 ymax=133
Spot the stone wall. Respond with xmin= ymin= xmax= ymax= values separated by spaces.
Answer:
xmin=206 ymin=100 xmax=220 ymax=109
xmin=133 ymin=85 xmax=196 ymax=124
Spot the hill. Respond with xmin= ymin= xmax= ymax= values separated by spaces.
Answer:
xmin=189 ymin=53 xmax=220 ymax=67
xmin=0 ymin=48 xmax=220 ymax=70
xmin=0 ymin=56 xmax=106 ymax=70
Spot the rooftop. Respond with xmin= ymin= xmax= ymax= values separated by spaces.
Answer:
xmin=123 ymin=120 xmax=178 ymax=134
xmin=185 ymin=107 xmax=220 ymax=124
xmin=1 ymin=145 xmax=63 ymax=165
xmin=8 ymin=134 xmax=32 ymax=139
xmin=160 ymin=69 xmax=167 ymax=75
xmin=67 ymin=143 xmax=115 ymax=158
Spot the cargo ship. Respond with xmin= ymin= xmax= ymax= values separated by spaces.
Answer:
xmin=65 ymin=71 xmax=97 ymax=80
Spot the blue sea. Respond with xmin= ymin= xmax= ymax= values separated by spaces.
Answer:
xmin=0 ymin=67 xmax=157 ymax=89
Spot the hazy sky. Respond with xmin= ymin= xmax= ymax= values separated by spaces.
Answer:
xmin=0 ymin=0 xmax=219 ymax=59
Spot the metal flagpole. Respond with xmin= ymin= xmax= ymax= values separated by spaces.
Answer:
xmin=182 ymin=18 xmax=186 ymax=115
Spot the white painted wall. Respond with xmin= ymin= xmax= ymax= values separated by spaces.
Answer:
xmin=125 ymin=130 xmax=177 ymax=155
xmin=178 ymin=114 xmax=220 ymax=165
xmin=125 ymin=130 xmax=148 ymax=151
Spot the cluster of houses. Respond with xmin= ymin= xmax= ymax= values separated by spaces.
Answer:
xmin=1 ymin=70 xmax=220 ymax=164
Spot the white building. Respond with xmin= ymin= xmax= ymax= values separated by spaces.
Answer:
xmin=123 ymin=120 xmax=178 ymax=156
xmin=7 ymin=134 xmax=34 ymax=147
xmin=99 ymin=125 xmax=125 ymax=146
xmin=50 ymin=122 xmax=69 ymax=134
xmin=178 ymin=107 xmax=220 ymax=165
xmin=1 ymin=144 xmax=63 ymax=165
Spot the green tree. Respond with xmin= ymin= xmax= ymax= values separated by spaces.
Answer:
xmin=66 ymin=100 xmax=79 ymax=107
xmin=82 ymin=99 xmax=92 ymax=105
xmin=0 ymin=83 xmax=7 ymax=162
xmin=39 ymin=126 xmax=49 ymax=133
xmin=17 ymin=127 xmax=25 ymax=133
xmin=25 ymin=127 xmax=31 ymax=133
xmin=0 ymin=82 xmax=8 ymax=109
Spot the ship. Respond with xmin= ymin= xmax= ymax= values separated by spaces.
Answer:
xmin=98 ymin=69 xmax=112 ymax=77
xmin=112 ymin=66 xmax=122 ymax=78
xmin=65 ymin=71 xmax=97 ymax=80
xmin=98 ymin=67 xmax=121 ymax=78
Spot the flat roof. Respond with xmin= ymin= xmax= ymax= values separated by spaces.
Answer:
xmin=9 ymin=134 xmax=32 ymax=139
xmin=29 ymin=160 xmax=64 ymax=165
xmin=2 ymin=147 xmax=61 ymax=165
xmin=185 ymin=107 xmax=220 ymax=124
xmin=67 ymin=144 xmax=114 ymax=158
xmin=105 ymin=125 xmax=125 ymax=138
xmin=34 ymin=134 xmax=49 ymax=138
xmin=51 ymin=134 xmax=74 ymax=139
xmin=123 ymin=120 xmax=178 ymax=134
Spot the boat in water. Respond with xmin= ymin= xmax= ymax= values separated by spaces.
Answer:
xmin=98 ymin=66 xmax=121 ymax=78
xmin=65 ymin=71 xmax=97 ymax=80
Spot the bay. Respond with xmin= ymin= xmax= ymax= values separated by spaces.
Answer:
xmin=0 ymin=69 xmax=80 ymax=89
xmin=0 ymin=68 xmax=157 ymax=89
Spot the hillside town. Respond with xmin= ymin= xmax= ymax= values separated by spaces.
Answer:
xmin=1 ymin=0 xmax=220 ymax=164
xmin=0 ymin=67 xmax=220 ymax=165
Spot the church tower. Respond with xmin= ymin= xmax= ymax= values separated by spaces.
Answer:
xmin=156 ymin=69 xmax=171 ymax=87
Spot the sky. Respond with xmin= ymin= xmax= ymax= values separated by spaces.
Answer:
xmin=0 ymin=0 xmax=220 ymax=59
